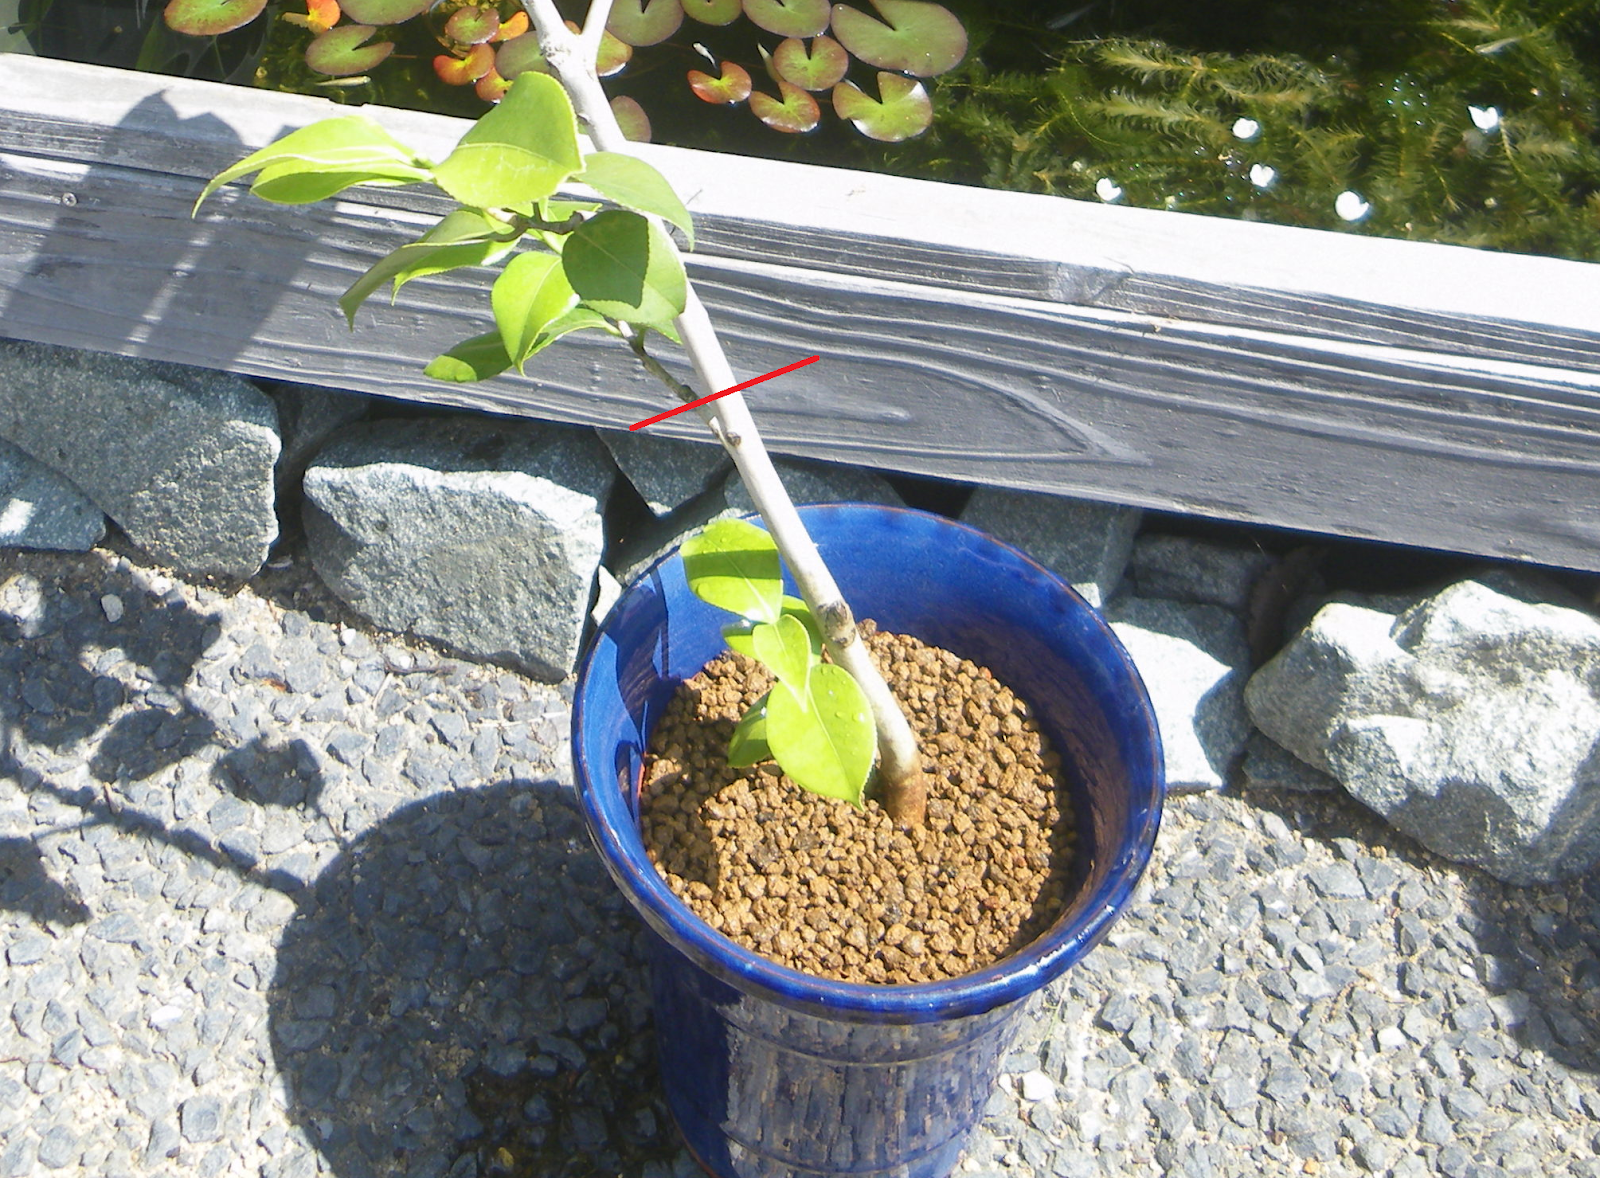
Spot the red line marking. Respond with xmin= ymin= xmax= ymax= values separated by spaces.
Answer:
xmin=628 ymin=355 xmax=819 ymax=431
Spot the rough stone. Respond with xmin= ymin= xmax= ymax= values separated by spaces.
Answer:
xmin=265 ymin=383 xmax=370 ymax=498
xmin=1106 ymin=596 xmax=1252 ymax=791
xmin=597 ymin=429 xmax=727 ymax=517
xmin=0 ymin=437 xmax=105 ymax=551
xmin=1240 ymin=731 xmax=1339 ymax=793
xmin=959 ymin=487 xmax=1140 ymax=609
xmin=1126 ymin=534 xmax=1274 ymax=613
xmin=0 ymin=340 xmax=279 ymax=576
xmin=302 ymin=417 xmax=614 ymax=681
xmin=1246 ymin=573 xmax=1600 ymax=883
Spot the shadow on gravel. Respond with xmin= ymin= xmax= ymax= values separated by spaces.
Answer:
xmin=1246 ymin=787 xmax=1600 ymax=1077
xmin=269 ymin=778 xmax=679 ymax=1178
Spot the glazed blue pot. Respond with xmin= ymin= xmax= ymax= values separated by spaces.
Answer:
xmin=573 ymin=504 xmax=1164 ymax=1178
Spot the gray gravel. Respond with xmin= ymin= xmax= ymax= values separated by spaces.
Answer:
xmin=1 ymin=540 xmax=1598 ymax=1178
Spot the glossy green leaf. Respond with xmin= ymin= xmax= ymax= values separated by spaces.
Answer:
xmin=424 ymin=332 xmax=514 ymax=382
xmin=683 ymin=0 xmax=741 ymax=24
xmin=743 ymin=0 xmax=829 ymax=38
xmin=751 ymin=614 xmax=813 ymax=693
xmin=194 ymin=116 xmax=433 ymax=212
xmin=727 ymin=693 xmax=772 ymax=767
xmin=163 ymin=0 xmax=266 ymax=36
xmin=432 ymin=72 xmax=582 ymax=208
xmin=492 ymin=250 xmax=578 ymax=371
xmin=531 ymin=305 xmax=613 ymax=349
xmin=767 ymin=663 xmax=875 ymax=805
xmin=339 ymin=208 xmax=522 ymax=325
xmin=831 ymin=72 xmax=932 ymax=141
xmin=563 ymin=209 xmax=686 ymax=328
xmin=579 ymin=152 xmax=695 ymax=247
xmin=606 ymin=0 xmax=682 ymax=46
xmin=682 ymin=518 xmax=781 ymax=623
xmin=830 ymin=0 xmax=967 ymax=76
xmin=749 ymin=78 xmax=821 ymax=133
xmin=688 ymin=59 xmax=753 ymax=104
xmin=772 ymin=35 xmax=849 ymax=90
xmin=724 ymin=596 xmax=820 ymax=657
xmin=339 ymin=0 xmax=431 ymax=22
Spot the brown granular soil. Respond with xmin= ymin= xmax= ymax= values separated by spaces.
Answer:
xmin=639 ymin=623 xmax=1078 ymax=985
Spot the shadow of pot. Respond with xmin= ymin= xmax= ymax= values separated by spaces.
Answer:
xmin=574 ymin=504 xmax=1164 ymax=1178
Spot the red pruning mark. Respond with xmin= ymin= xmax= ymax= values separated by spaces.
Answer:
xmin=629 ymin=355 xmax=819 ymax=431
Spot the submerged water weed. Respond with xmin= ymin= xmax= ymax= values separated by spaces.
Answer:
xmin=879 ymin=0 xmax=1600 ymax=260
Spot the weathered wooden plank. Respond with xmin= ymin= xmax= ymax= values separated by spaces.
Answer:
xmin=2 ymin=56 xmax=1599 ymax=574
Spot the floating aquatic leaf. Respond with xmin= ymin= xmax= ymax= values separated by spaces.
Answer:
xmin=164 ymin=0 xmax=266 ymax=35
xmin=595 ymin=27 xmax=633 ymax=75
xmin=831 ymin=72 xmax=931 ymax=140
xmin=280 ymin=0 xmax=339 ymax=33
xmin=580 ymin=152 xmax=696 ymax=247
xmin=495 ymin=32 xmax=548 ymax=79
xmin=432 ymin=72 xmax=582 ymax=207
xmin=305 ymin=26 xmax=395 ymax=77
xmin=476 ymin=68 xmax=512 ymax=102
xmin=750 ymin=78 xmax=821 ymax=132
xmin=433 ymin=43 xmax=494 ymax=85
xmin=772 ymin=35 xmax=848 ymax=90
xmin=688 ymin=60 xmax=752 ymax=104
xmin=683 ymin=518 xmax=782 ymax=624
xmin=492 ymin=9 xmax=527 ymax=39
xmin=444 ymin=5 xmax=498 ymax=44
xmin=683 ymin=0 xmax=741 ymax=24
xmin=611 ymin=95 xmax=653 ymax=141
xmin=607 ymin=0 xmax=682 ymax=46
xmin=563 ymin=210 xmax=685 ymax=329
xmin=743 ymin=0 xmax=829 ymax=38
xmin=830 ymin=0 xmax=966 ymax=76
xmin=338 ymin=0 xmax=430 ymax=22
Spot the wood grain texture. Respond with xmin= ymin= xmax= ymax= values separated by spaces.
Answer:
xmin=3 ymin=57 xmax=1600 ymax=571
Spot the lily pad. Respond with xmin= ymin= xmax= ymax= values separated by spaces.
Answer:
xmin=772 ymin=35 xmax=848 ymax=90
xmin=830 ymin=0 xmax=965 ymax=76
xmin=742 ymin=0 xmax=828 ymax=38
xmin=306 ymin=26 xmax=395 ymax=76
xmin=163 ymin=0 xmax=267 ymax=36
xmin=832 ymin=71 xmax=930 ymax=139
xmin=338 ymin=0 xmax=432 ymax=22
xmin=433 ymin=42 xmax=493 ymax=85
xmin=611 ymin=95 xmax=652 ymax=142
xmin=280 ymin=0 xmax=339 ymax=33
xmin=606 ymin=0 xmax=682 ymax=47
xmin=595 ymin=28 xmax=633 ymax=75
xmin=494 ymin=31 xmax=548 ymax=79
xmin=682 ymin=0 xmax=740 ymax=24
xmin=492 ymin=9 xmax=527 ymax=39
xmin=475 ymin=68 xmax=511 ymax=101
xmin=688 ymin=59 xmax=752 ymax=104
xmin=444 ymin=5 xmax=498 ymax=44
xmin=749 ymin=78 xmax=821 ymax=133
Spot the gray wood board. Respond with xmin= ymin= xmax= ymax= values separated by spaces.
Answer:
xmin=3 ymin=58 xmax=1600 ymax=571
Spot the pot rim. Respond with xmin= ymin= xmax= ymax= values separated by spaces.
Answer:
xmin=573 ymin=502 xmax=1164 ymax=1022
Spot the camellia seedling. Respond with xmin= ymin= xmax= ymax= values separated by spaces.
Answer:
xmin=195 ymin=12 xmax=928 ymax=821
xmin=682 ymin=518 xmax=877 ymax=804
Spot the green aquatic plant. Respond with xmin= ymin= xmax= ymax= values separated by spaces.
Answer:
xmin=882 ymin=0 xmax=1600 ymax=259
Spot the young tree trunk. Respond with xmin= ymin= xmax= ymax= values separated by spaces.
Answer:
xmin=523 ymin=0 xmax=928 ymax=826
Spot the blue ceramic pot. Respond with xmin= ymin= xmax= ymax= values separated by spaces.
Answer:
xmin=573 ymin=504 xmax=1163 ymax=1178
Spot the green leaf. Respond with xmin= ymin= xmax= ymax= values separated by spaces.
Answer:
xmin=727 ymin=692 xmax=773 ymax=767
xmin=749 ymin=79 xmax=822 ymax=134
xmin=831 ymin=73 xmax=933 ymax=142
xmin=606 ymin=0 xmax=682 ymax=46
xmin=424 ymin=332 xmax=514 ymax=382
xmin=339 ymin=0 xmax=431 ymax=21
xmin=563 ymin=210 xmax=686 ymax=329
xmin=766 ymin=663 xmax=876 ymax=805
xmin=578 ymin=153 xmax=696 ymax=248
xmin=304 ymin=25 xmax=394 ymax=76
xmin=163 ymin=0 xmax=266 ymax=36
xmin=195 ymin=116 xmax=433 ymax=212
xmin=744 ymin=0 xmax=830 ymax=38
xmin=339 ymin=208 xmax=522 ymax=326
xmin=772 ymin=34 xmax=849 ymax=91
xmin=492 ymin=250 xmax=579 ymax=372
xmin=724 ymin=596 xmax=820 ymax=657
xmin=432 ymin=72 xmax=583 ymax=209
xmin=751 ymin=614 xmax=813 ymax=693
xmin=682 ymin=518 xmax=781 ymax=623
